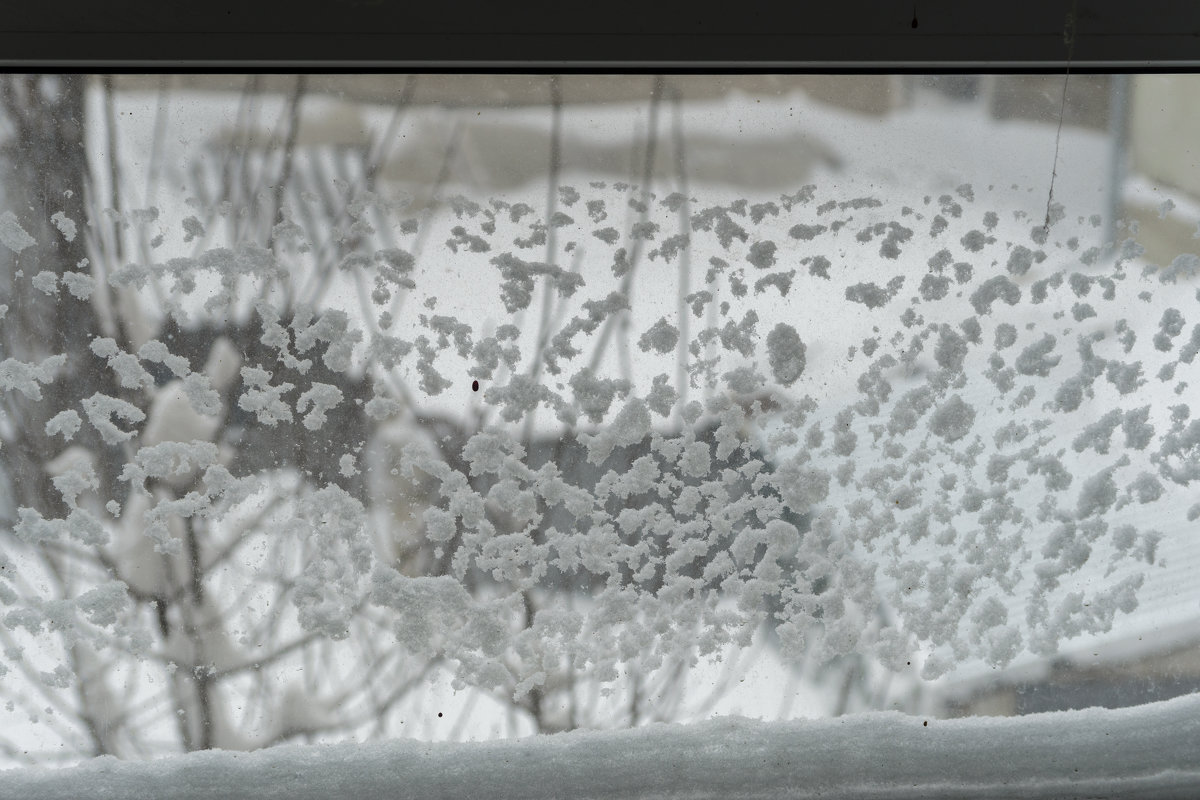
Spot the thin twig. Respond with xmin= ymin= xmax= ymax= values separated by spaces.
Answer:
xmin=671 ymin=84 xmax=691 ymax=424
xmin=521 ymin=75 xmax=564 ymax=447
xmin=208 ymin=76 xmax=259 ymax=246
xmin=586 ymin=75 xmax=665 ymax=374
xmin=267 ymin=75 xmax=308 ymax=250
xmin=101 ymin=75 xmax=124 ymax=264
xmin=234 ymin=76 xmax=266 ymax=243
xmin=397 ymin=120 xmax=464 ymax=276
xmin=365 ymin=74 xmax=419 ymax=187
xmin=144 ymin=75 xmax=171 ymax=208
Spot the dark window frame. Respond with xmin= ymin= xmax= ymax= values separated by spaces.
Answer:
xmin=1 ymin=1 xmax=1198 ymax=71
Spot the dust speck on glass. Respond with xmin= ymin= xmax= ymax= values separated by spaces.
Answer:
xmin=0 ymin=73 xmax=1198 ymax=765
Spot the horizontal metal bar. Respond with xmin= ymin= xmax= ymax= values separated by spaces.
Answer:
xmin=1 ymin=0 xmax=1199 ymax=71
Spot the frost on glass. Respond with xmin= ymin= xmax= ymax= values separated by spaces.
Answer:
xmin=0 ymin=76 xmax=1196 ymax=765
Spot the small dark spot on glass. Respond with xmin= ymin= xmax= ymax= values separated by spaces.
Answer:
xmin=438 ymin=712 xmax=443 ymax=718
xmin=923 ymin=720 xmax=928 ymax=726
xmin=472 ymin=380 xmax=480 ymax=392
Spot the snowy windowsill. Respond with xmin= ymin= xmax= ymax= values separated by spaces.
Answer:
xmin=2 ymin=693 xmax=1197 ymax=800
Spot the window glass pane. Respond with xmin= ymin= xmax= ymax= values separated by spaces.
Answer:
xmin=0 ymin=74 xmax=1196 ymax=779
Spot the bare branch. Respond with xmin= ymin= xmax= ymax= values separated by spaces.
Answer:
xmin=586 ymin=75 xmax=666 ymax=374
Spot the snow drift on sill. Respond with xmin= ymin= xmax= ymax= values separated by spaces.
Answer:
xmin=1 ymin=693 xmax=1197 ymax=800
